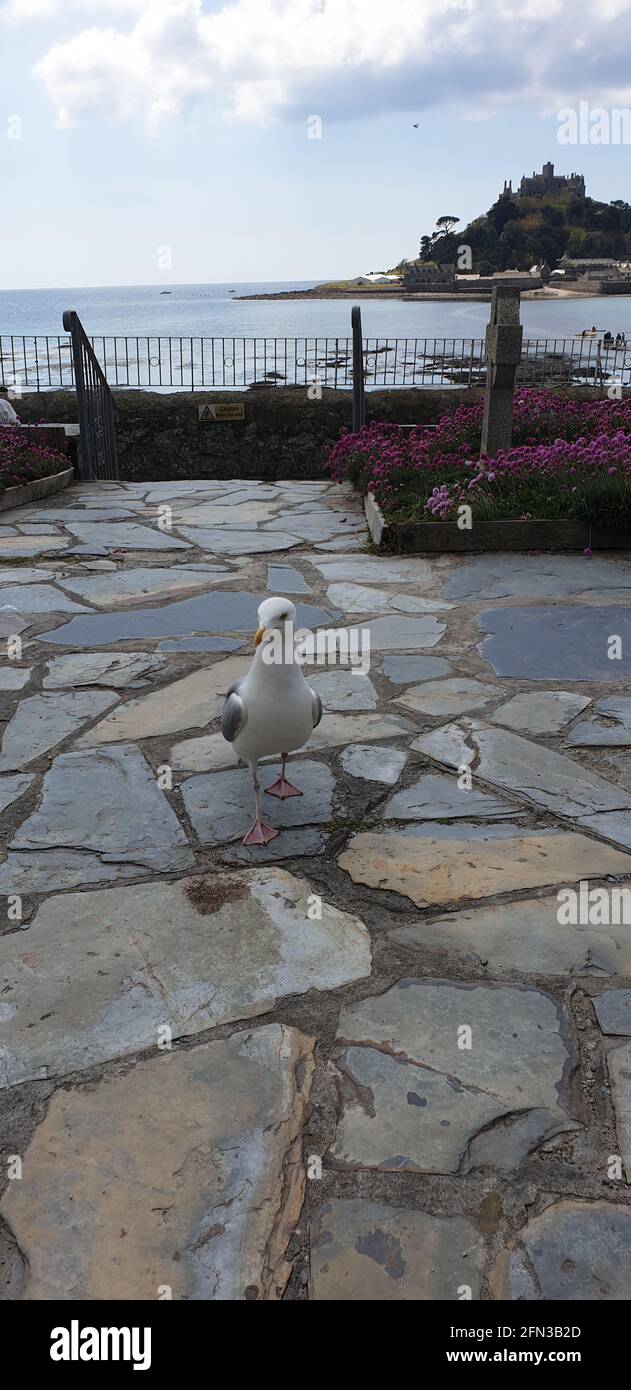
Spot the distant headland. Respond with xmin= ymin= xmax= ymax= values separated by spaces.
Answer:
xmin=239 ymin=164 xmax=631 ymax=303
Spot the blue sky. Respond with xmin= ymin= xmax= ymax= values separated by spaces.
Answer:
xmin=2 ymin=0 xmax=631 ymax=290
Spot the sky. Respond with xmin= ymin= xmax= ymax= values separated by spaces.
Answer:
xmin=1 ymin=0 xmax=631 ymax=290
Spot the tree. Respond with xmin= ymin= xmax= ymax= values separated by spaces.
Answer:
xmin=419 ymin=235 xmax=434 ymax=261
xmin=435 ymin=215 xmax=460 ymax=235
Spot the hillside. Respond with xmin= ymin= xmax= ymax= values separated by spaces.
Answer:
xmin=424 ymin=191 xmax=631 ymax=273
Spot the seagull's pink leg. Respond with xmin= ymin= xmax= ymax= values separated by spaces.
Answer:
xmin=242 ymin=763 xmax=279 ymax=845
xmin=265 ymin=753 xmax=303 ymax=799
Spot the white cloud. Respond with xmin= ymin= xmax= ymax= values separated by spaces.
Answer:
xmin=8 ymin=0 xmax=631 ymax=129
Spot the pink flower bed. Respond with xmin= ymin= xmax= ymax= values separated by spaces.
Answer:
xmin=326 ymin=389 xmax=631 ymax=523
xmin=0 ymin=426 xmax=69 ymax=496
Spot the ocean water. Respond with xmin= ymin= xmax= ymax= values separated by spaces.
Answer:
xmin=1 ymin=281 xmax=630 ymax=341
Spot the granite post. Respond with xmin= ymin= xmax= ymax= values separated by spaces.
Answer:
xmin=480 ymin=286 xmax=523 ymax=458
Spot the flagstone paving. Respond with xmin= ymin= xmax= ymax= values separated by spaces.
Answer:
xmin=329 ymin=980 xmax=576 ymax=1174
xmin=310 ymin=1200 xmax=485 ymax=1299
xmin=1 ymin=478 xmax=631 ymax=1301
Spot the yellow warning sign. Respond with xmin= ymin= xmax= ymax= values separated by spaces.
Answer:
xmin=198 ymin=402 xmax=245 ymax=422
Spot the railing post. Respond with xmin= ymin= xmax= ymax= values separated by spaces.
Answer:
xmin=351 ymin=305 xmax=365 ymax=432
xmin=63 ymin=309 xmax=92 ymax=480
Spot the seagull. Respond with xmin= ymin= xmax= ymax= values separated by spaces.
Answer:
xmin=221 ymin=596 xmax=323 ymax=846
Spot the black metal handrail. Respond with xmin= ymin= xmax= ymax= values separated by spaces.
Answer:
xmin=2 ymin=330 xmax=630 ymax=393
xmin=62 ymin=309 xmax=118 ymax=480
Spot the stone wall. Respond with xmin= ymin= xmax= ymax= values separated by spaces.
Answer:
xmin=17 ymin=384 xmax=619 ymax=482
xmin=17 ymin=387 xmax=484 ymax=481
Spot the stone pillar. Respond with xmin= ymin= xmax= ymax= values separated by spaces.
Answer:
xmin=480 ymin=286 xmax=523 ymax=458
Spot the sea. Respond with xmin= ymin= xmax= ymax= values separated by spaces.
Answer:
xmin=1 ymin=281 xmax=630 ymax=341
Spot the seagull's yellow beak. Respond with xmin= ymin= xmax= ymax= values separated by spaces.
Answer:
xmin=254 ymin=625 xmax=265 ymax=647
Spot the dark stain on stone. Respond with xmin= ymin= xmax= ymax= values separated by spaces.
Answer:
xmin=355 ymin=1227 xmax=404 ymax=1280
xmin=185 ymin=876 xmax=248 ymax=914
xmin=407 ymin=1092 xmax=427 ymax=1107
xmin=476 ymin=1192 xmax=503 ymax=1234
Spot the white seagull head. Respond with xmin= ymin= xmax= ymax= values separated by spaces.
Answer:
xmin=255 ymin=596 xmax=297 ymax=645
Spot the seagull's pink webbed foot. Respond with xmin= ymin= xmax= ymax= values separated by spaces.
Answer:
xmin=265 ymin=776 xmax=303 ymax=799
xmin=242 ymin=818 xmax=279 ymax=846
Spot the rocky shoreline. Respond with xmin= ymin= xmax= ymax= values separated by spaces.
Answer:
xmin=237 ymin=285 xmax=620 ymax=303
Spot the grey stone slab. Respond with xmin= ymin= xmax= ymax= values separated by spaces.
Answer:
xmin=43 ymin=592 xmax=337 ymax=647
xmin=0 ymin=667 xmax=31 ymax=690
xmin=264 ymin=516 xmax=347 ymax=542
xmin=594 ymin=990 xmax=631 ymax=1034
xmin=348 ymin=616 xmax=445 ymax=651
xmin=565 ymin=697 xmax=631 ymax=747
xmin=329 ymin=980 xmax=575 ymax=1173
xmin=267 ymin=564 xmax=311 ymax=594
xmin=0 ymin=614 xmax=29 ymax=639
xmin=576 ymin=811 xmax=631 ymax=847
xmin=0 ymin=584 xmax=90 ymax=614
xmin=64 ymin=522 xmax=192 ymax=551
xmin=222 ymin=827 xmax=327 ymax=863
xmin=310 ymin=1200 xmax=485 ymax=1300
xmin=0 ymin=568 xmax=56 ymax=584
xmin=0 ymin=1023 xmax=313 ymax=1299
xmin=7 ymin=743 xmax=193 ymax=877
xmin=327 ymin=583 xmax=448 ymax=615
xmin=174 ymin=501 xmax=279 ymax=525
xmin=478 ymin=606 xmax=631 ymax=679
xmin=492 ymin=690 xmax=592 ymax=735
xmin=311 ymin=669 xmax=378 ymax=711
xmin=57 ymin=565 xmax=230 ymax=608
xmin=158 ymin=637 xmax=244 ymax=653
xmin=340 ymin=744 xmax=408 ymax=785
xmin=78 ymin=658 xmax=250 ymax=745
xmin=0 ymin=850 xmax=144 ymax=895
xmin=445 ymin=553 xmax=631 ymax=601
xmin=177 ymin=527 xmax=301 ymax=554
xmin=0 ymin=689 xmax=118 ymax=770
xmin=395 ymin=677 xmax=497 ymax=717
xmin=314 ymin=536 xmax=365 ymax=552
xmin=4 ymin=507 xmax=134 ymax=523
xmin=490 ymin=1201 xmax=631 ymax=1299
xmin=0 ymin=869 xmax=370 ymax=1087
xmin=181 ymin=760 xmax=336 ymax=846
xmin=310 ymin=555 xmax=433 ymax=585
xmin=381 ymin=655 xmax=451 ymax=683
xmin=307 ymin=711 xmax=414 ymax=751
xmin=43 ymin=652 xmax=167 ymax=689
xmin=414 ymin=719 xmax=631 ymax=818
xmin=0 ymin=537 xmax=69 ymax=558
xmin=0 ymin=774 xmax=34 ymax=816
xmin=383 ymin=773 xmax=518 ymax=822
xmin=607 ymin=1039 xmax=631 ymax=1180
xmin=391 ymin=895 xmax=631 ymax=977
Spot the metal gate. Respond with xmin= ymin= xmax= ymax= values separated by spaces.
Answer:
xmin=63 ymin=309 xmax=119 ymax=480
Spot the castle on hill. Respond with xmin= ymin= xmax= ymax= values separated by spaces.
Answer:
xmin=503 ymin=161 xmax=585 ymax=199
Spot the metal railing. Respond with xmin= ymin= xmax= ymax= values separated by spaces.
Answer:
xmin=62 ymin=310 xmax=118 ymax=480
xmin=2 ymin=331 xmax=631 ymax=392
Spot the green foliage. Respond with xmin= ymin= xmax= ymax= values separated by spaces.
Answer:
xmin=424 ymin=188 xmax=631 ymax=272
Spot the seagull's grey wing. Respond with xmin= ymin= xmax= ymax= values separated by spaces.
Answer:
xmin=221 ymin=682 xmax=247 ymax=742
xmin=309 ymin=687 xmax=323 ymax=729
